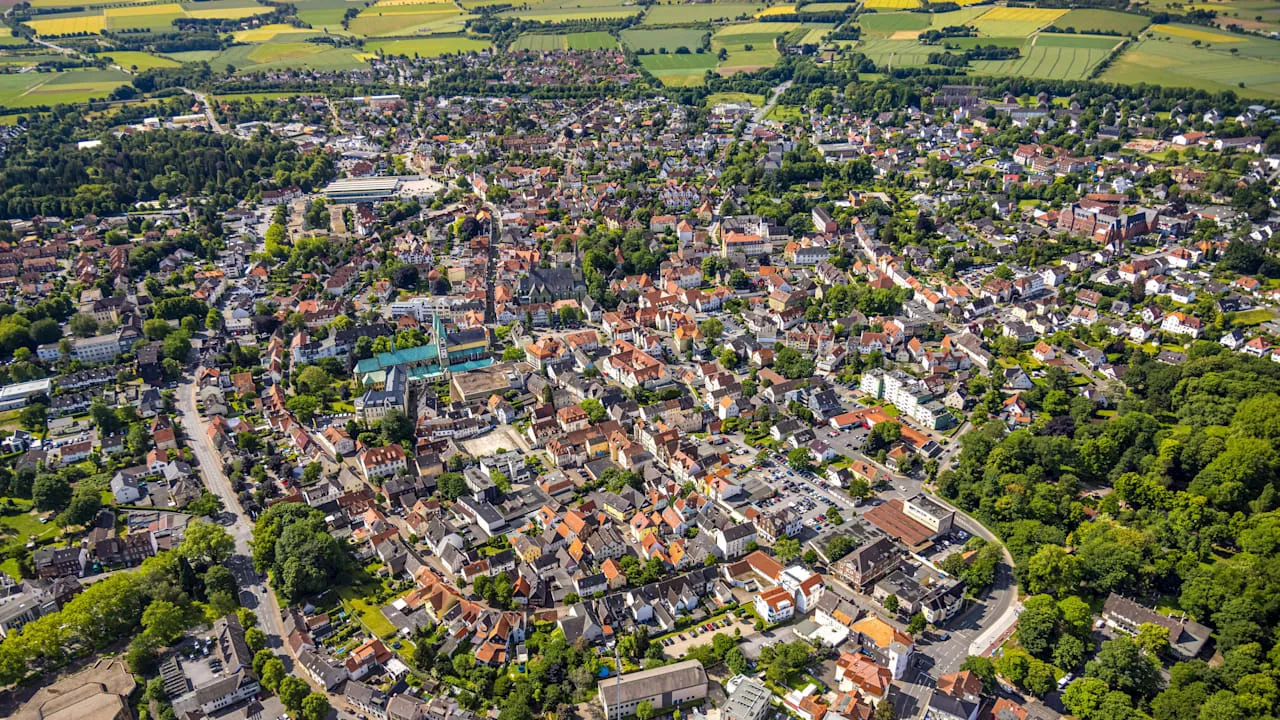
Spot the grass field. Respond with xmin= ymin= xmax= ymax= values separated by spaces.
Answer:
xmin=1101 ymin=28 xmax=1280 ymax=98
xmin=971 ymin=6 xmax=1065 ymax=36
xmin=0 ymin=68 xmax=128 ymax=107
xmin=706 ymin=91 xmax=765 ymax=106
xmin=366 ymin=37 xmax=492 ymax=55
xmin=640 ymin=51 xmax=717 ymax=85
xmin=509 ymin=31 xmax=617 ymax=50
xmin=1051 ymin=8 xmax=1149 ymax=34
xmin=349 ymin=6 xmax=468 ymax=35
xmin=853 ymin=37 xmax=935 ymax=66
xmin=620 ymin=27 xmax=707 ymax=52
xmin=863 ymin=0 xmax=919 ymax=8
xmin=642 ymin=2 xmax=762 ymax=24
xmin=103 ymin=50 xmax=182 ymax=70
xmin=162 ymin=49 xmax=223 ymax=62
xmin=292 ymin=0 xmax=360 ymax=29
xmin=215 ymin=40 xmax=370 ymax=70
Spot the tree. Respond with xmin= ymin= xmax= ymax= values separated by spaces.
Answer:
xmin=699 ymin=318 xmax=724 ymax=342
xmin=1025 ymin=545 xmax=1081 ymax=597
xmin=379 ymin=409 xmax=414 ymax=445
xmin=260 ymin=657 xmax=286 ymax=692
xmin=30 ymin=318 xmax=60 ymax=345
xmin=143 ymin=319 xmax=173 ymax=340
xmin=294 ymin=366 xmax=331 ymax=395
xmin=245 ymin=627 xmax=268 ymax=654
xmin=162 ymin=331 xmax=192 ymax=362
xmin=69 ymin=313 xmax=99 ymax=337
xmin=959 ymin=656 xmax=997 ymax=692
xmin=884 ymin=594 xmax=899 ymax=614
xmin=908 ymin=613 xmax=927 ymax=634
xmin=1062 ymin=677 xmax=1111 ymax=719
xmin=874 ymin=699 xmax=896 ymax=720
xmin=774 ymin=537 xmax=801 ymax=563
xmin=787 ymin=447 xmax=813 ymax=471
xmin=286 ymin=395 xmax=320 ymax=424
xmin=725 ymin=646 xmax=748 ymax=674
xmin=1086 ymin=637 xmax=1164 ymax=699
xmin=61 ymin=485 xmax=102 ymax=527
xmin=636 ymin=701 xmax=655 ymax=720
xmin=141 ymin=600 xmax=187 ymax=644
xmin=580 ymin=398 xmax=607 ymax=424
xmin=204 ymin=564 xmax=238 ymax=601
xmin=301 ymin=693 xmax=331 ymax=720
xmin=277 ymin=675 xmax=309 ymax=710
xmin=18 ymin=403 xmax=46 ymax=432
xmin=179 ymin=519 xmax=235 ymax=568
xmin=1134 ymin=622 xmax=1171 ymax=659
xmin=32 ymin=473 xmax=71 ymax=513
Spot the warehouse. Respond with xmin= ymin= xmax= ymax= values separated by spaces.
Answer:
xmin=597 ymin=659 xmax=707 ymax=720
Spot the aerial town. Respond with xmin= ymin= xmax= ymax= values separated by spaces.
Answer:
xmin=0 ymin=41 xmax=1276 ymax=720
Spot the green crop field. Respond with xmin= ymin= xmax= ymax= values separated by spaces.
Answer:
xmin=851 ymin=37 xmax=935 ymax=66
xmin=642 ymin=2 xmax=762 ymax=24
xmin=510 ymin=31 xmax=617 ymax=50
xmin=620 ymin=27 xmax=707 ymax=52
xmin=970 ymin=40 xmax=1112 ymax=80
xmin=1051 ymin=8 xmax=1150 ymax=35
xmin=0 ymin=68 xmax=129 ymax=109
xmin=292 ymin=0 xmax=362 ymax=29
xmin=500 ymin=5 xmax=640 ymax=21
xmin=102 ymin=50 xmax=182 ymax=70
xmin=640 ymin=51 xmax=717 ymax=86
xmin=161 ymin=49 xmax=223 ymax=62
xmin=1100 ymin=28 xmax=1280 ymax=99
xmin=858 ymin=11 xmax=931 ymax=34
xmin=348 ymin=7 xmax=469 ymax=35
xmin=367 ymin=37 xmax=492 ymax=55
xmin=216 ymin=41 xmax=370 ymax=71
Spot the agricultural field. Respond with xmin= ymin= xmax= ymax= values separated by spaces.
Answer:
xmin=232 ymin=23 xmax=316 ymax=42
xmin=1169 ymin=0 xmax=1280 ymax=33
xmin=1100 ymin=25 xmax=1280 ymax=98
xmin=1149 ymin=22 xmax=1245 ymax=42
xmin=620 ymin=27 xmax=707 ymax=53
xmin=23 ymin=0 xmax=271 ymax=35
xmin=798 ymin=2 xmax=855 ymax=10
xmin=756 ymin=5 xmax=796 ymax=17
xmin=292 ymin=0 xmax=361 ymax=30
xmin=161 ymin=49 xmax=223 ymax=62
xmin=1050 ymin=8 xmax=1150 ymax=35
xmin=969 ymin=35 xmax=1117 ymax=80
xmin=712 ymin=22 xmax=787 ymax=74
xmin=102 ymin=50 xmax=182 ymax=70
xmin=851 ymin=36 xmax=935 ymax=66
xmin=857 ymin=11 xmax=930 ymax=35
xmin=863 ymin=0 xmax=919 ymax=9
xmin=0 ymin=68 xmax=129 ymax=109
xmin=348 ymin=5 xmax=471 ymax=37
xmin=639 ymin=51 xmax=717 ymax=86
xmin=642 ymin=2 xmax=763 ymax=24
xmin=510 ymin=31 xmax=618 ymax=50
xmin=970 ymin=6 xmax=1065 ymax=36
xmin=366 ymin=37 xmax=493 ymax=56
xmin=214 ymin=39 xmax=371 ymax=70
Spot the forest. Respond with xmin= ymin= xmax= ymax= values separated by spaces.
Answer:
xmin=938 ymin=348 xmax=1280 ymax=719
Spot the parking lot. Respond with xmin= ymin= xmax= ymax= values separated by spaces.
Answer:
xmin=654 ymin=614 xmax=752 ymax=659
xmin=754 ymin=463 xmax=857 ymax=540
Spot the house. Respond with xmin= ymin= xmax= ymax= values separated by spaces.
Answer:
xmin=360 ymin=444 xmax=408 ymax=481
xmin=1101 ymin=593 xmax=1212 ymax=660
xmin=596 ymin=659 xmax=708 ymax=720
xmin=755 ymin=585 xmax=796 ymax=623
xmin=172 ymin=616 xmax=260 ymax=719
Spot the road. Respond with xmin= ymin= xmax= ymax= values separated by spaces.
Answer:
xmin=180 ymin=88 xmax=226 ymax=134
xmin=753 ymin=80 xmax=791 ymax=124
xmin=481 ymin=199 xmax=501 ymax=323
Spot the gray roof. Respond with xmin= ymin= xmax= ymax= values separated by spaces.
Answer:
xmin=597 ymin=659 xmax=707 ymax=707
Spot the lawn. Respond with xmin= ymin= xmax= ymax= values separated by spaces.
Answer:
xmin=337 ymin=585 xmax=399 ymax=638
xmin=1051 ymin=8 xmax=1150 ymax=35
xmin=0 ymin=499 xmax=60 ymax=567
xmin=642 ymin=2 xmax=762 ymax=24
xmin=970 ymin=6 xmax=1065 ymax=36
xmin=620 ymin=27 xmax=707 ymax=52
xmin=1100 ymin=29 xmax=1280 ymax=99
xmin=1231 ymin=308 xmax=1276 ymax=326
xmin=102 ymin=50 xmax=181 ymax=71
xmin=366 ymin=37 xmax=492 ymax=55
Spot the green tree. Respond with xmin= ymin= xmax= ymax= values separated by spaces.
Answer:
xmin=300 ymin=693 xmax=330 ymax=720
xmin=908 ymin=613 xmax=926 ymax=635
xmin=1025 ymin=545 xmax=1081 ymax=597
xmin=245 ymin=627 xmax=268 ymax=654
xmin=787 ymin=447 xmax=813 ymax=471
xmin=60 ymin=485 xmax=102 ymax=527
xmin=379 ymin=409 xmax=414 ymax=445
xmin=773 ymin=536 xmax=801 ymax=563
xmin=179 ymin=519 xmax=235 ymax=568
xmin=699 ymin=318 xmax=724 ymax=342
xmin=68 ymin=313 xmax=98 ymax=337
xmin=636 ymin=701 xmax=655 ymax=720
xmin=32 ymin=474 xmax=71 ymax=513
xmin=1134 ymin=622 xmax=1171 ymax=659
xmin=1086 ymin=637 xmax=1164 ymax=700
xmin=580 ymin=399 xmax=607 ymax=424
xmin=141 ymin=600 xmax=187 ymax=644
xmin=277 ymin=675 xmax=309 ymax=710
xmin=883 ymin=594 xmax=899 ymax=614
